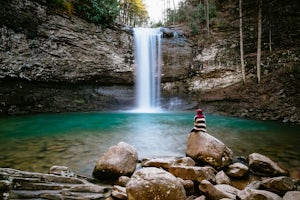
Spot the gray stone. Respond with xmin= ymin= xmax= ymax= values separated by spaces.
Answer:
xmin=259 ymin=176 xmax=296 ymax=196
xmin=126 ymin=167 xmax=186 ymax=200
xmin=199 ymin=180 xmax=239 ymax=200
xmin=49 ymin=165 xmax=75 ymax=177
xmin=226 ymin=162 xmax=249 ymax=178
xmin=112 ymin=185 xmax=127 ymax=200
xmin=93 ymin=142 xmax=138 ymax=179
xmin=238 ymin=189 xmax=282 ymax=200
xmin=169 ymin=165 xmax=216 ymax=183
xmin=283 ymin=191 xmax=300 ymax=200
xmin=186 ymin=131 xmax=233 ymax=169
xmin=249 ymin=153 xmax=288 ymax=177
xmin=216 ymin=170 xmax=231 ymax=185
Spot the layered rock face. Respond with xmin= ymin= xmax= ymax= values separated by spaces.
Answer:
xmin=0 ymin=0 xmax=136 ymax=115
xmin=0 ymin=0 xmax=299 ymax=124
xmin=0 ymin=0 xmax=134 ymax=84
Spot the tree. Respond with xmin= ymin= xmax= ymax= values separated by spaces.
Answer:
xmin=256 ymin=0 xmax=262 ymax=83
xmin=118 ymin=0 xmax=148 ymax=26
xmin=204 ymin=0 xmax=209 ymax=36
xmin=73 ymin=0 xmax=119 ymax=25
xmin=239 ymin=0 xmax=246 ymax=83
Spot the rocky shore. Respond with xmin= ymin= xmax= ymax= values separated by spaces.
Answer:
xmin=1 ymin=130 xmax=299 ymax=199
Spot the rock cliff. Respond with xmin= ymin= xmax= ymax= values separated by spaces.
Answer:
xmin=0 ymin=0 xmax=134 ymax=84
xmin=0 ymin=0 xmax=299 ymax=124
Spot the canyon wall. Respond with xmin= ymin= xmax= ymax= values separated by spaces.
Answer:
xmin=0 ymin=0 xmax=299 ymax=123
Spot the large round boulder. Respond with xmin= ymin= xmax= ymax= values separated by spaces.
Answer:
xmin=93 ymin=142 xmax=138 ymax=180
xmin=126 ymin=167 xmax=186 ymax=200
xmin=186 ymin=131 xmax=233 ymax=169
xmin=248 ymin=153 xmax=288 ymax=177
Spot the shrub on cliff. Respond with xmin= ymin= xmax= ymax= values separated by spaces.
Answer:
xmin=73 ymin=0 xmax=119 ymax=26
xmin=47 ymin=0 xmax=119 ymax=26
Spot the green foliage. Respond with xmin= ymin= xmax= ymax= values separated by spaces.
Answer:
xmin=165 ymin=1 xmax=216 ymax=35
xmin=46 ymin=0 xmax=119 ymax=26
xmin=150 ymin=21 xmax=163 ymax=28
xmin=119 ymin=0 xmax=148 ymax=26
xmin=74 ymin=0 xmax=119 ymax=25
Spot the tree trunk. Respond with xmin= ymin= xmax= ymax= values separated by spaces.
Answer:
xmin=172 ymin=0 xmax=176 ymax=25
xmin=256 ymin=0 xmax=262 ymax=83
xmin=239 ymin=0 xmax=246 ymax=83
xmin=269 ymin=26 xmax=272 ymax=52
xmin=205 ymin=0 xmax=209 ymax=36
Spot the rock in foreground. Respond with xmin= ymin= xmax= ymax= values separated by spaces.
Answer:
xmin=126 ymin=167 xmax=186 ymax=200
xmin=0 ymin=168 xmax=111 ymax=199
xmin=186 ymin=131 xmax=233 ymax=169
xmin=93 ymin=142 xmax=138 ymax=180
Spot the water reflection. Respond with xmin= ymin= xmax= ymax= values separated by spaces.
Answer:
xmin=0 ymin=112 xmax=299 ymax=177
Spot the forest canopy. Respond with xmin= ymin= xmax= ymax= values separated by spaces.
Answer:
xmin=47 ymin=0 xmax=148 ymax=26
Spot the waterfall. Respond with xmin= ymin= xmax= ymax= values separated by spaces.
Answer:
xmin=133 ymin=28 xmax=162 ymax=112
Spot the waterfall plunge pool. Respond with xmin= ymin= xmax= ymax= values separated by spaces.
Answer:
xmin=0 ymin=111 xmax=299 ymax=177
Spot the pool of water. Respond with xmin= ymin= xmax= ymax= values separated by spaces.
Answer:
xmin=0 ymin=111 xmax=299 ymax=177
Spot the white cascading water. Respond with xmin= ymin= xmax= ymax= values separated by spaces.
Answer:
xmin=133 ymin=28 xmax=162 ymax=112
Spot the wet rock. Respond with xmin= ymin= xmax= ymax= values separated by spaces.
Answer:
xmin=0 ymin=180 xmax=11 ymax=191
xmin=259 ymin=176 xmax=296 ymax=196
xmin=199 ymin=180 xmax=239 ymax=200
xmin=249 ymin=153 xmax=288 ymax=177
xmin=216 ymin=170 xmax=231 ymax=185
xmin=49 ymin=165 xmax=75 ymax=177
xmin=142 ymin=156 xmax=195 ymax=170
xmin=193 ymin=196 xmax=207 ymax=200
xmin=226 ymin=162 xmax=249 ymax=178
xmin=177 ymin=178 xmax=195 ymax=195
xmin=238 ymin=189 xmax=282 ymax=200
xmin=173 ymin=157 xmax=196 ymax=167
xmin=112 ymin=185 xmax=127 ymax=200
xmin=0 ymin=168 xmax=111 ymax=199
xmin=283 ymin=191 xmax=300 ymax=200
xmin=93 ymin=142 xmax=138 ymax=180
xmin=126 ymin=167 xmax=186 ymax=200
xmin=168 ymin=165 xmax=216 ymax=183
xmin=186 ymin=131 xmax=233 ymax=169
xmin=115 ymin=176 xmax=130 ymax=187
xmin=141 ymin=157 xmax=178 ymax=170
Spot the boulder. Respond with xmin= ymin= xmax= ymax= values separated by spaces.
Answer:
xmin=49 ymin=165 xmax=75 ymax=177
xmin=173 ymin=157 xmax=196 ymax=167
xmin=0 ymin=180 xmax=11 ymax=192
xmin=126 ymin=167 xmax=186 ymax=200
xmin=115 ymin=176 xmax=130 ymax=187
xmin=177 ymin=178 xmax=195 ymax=195
xmin=226 ymin=162 xmax=249 ymax=178
xmin=238 ymin=189 xmax=282 ymax=200
xmin=112 ymin=185 xmax=127 ymax=200
xmin=216 ymin=170 xmax=231 ymax=185
xmin=168 ymin=165 xmax=216 ymax=183
xmin=194 ymin=196 xmax=206 ymax=200
xmin=283 ymin=191 xmax=300 ymax=200
xmin=93 ymin=142 xmax=138 ymax=179
xmin=259 ymin=176 xmax=296 ymax=196
xmin=186 ymin=131 xmax=233 ymax=169
xmin=0 ymin=168 xmax=111 ymax=199
xmin=248 ymin=153 xmax=288 ymax=177
xmin=199 ymin=180 xmax=239 ymax=200
xmin=141 ymin=157 xmax=178 ymax=170
xmin=141 ymin=156 xmax=195 ymax=170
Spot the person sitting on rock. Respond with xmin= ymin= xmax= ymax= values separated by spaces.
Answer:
xmin=192 ymin=109 xmax=206 ymax=132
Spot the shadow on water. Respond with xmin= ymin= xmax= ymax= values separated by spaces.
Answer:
xmin=0 ymin=111 xmax=299 ymax=177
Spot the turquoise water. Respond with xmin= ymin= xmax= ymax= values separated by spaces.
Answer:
xmin=0 ymin=112 xmax=299 ymax=177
